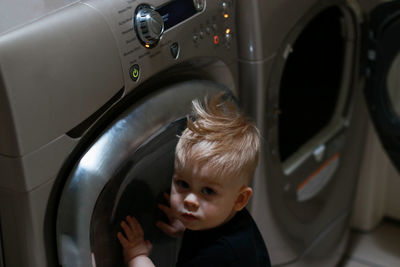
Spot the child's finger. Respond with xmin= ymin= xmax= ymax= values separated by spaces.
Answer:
xmin=145 ymin=240 xmax=152 ymax=252
xmin=160 ymin=203 xmax=177 ymax=223
xmin=156 ymin=221 xmax=179 ymax=237
xmin=127 ymin=216 xmax=144 ymax=237
xmin=158 ymin=203 xmax=172 ymax=217
xmin=117 ymin=232 xmax=129 ymax=247
xmin=120 ymin=221 xmax=134 ymax=240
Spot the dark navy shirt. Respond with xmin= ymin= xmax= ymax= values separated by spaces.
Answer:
xmin=176 ymin=208 xmax=271 ymax=267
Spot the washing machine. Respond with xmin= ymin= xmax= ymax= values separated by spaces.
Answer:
xmin=235 ymin=0 xmax=392 ymax=266
xmin=0 ymin=0 xmax=239 ymax=266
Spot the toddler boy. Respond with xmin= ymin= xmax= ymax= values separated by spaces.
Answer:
xmin=117 ymin=93 xmax=271 ymax=266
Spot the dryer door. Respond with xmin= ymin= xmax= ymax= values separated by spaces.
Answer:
xmin=258 ymin=3 xmax=366 ymax=264
xmin=364 ymin=1 xmax=400 ymax=173
xmin=56 ymin=80 xmax=231 ymax=267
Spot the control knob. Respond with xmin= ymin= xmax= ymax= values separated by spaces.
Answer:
xmin=134 ymin=5 xmax=164 ymax=48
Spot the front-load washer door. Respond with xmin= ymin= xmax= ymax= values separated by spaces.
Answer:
xmin=364 ymin=1 xmax=400 ymax=173
xmin=56 ymin=80 xmax=231 ymax=267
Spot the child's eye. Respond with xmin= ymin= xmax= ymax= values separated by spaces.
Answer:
xmin=201 ymin=187 xmax=216 ymax=195
xmin=176 ymin=179 xmax=189 ymax=189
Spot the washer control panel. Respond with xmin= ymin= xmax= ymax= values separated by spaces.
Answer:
xmin=191 ymin=1 xmax=233 ymax=49
xmin=85 ymin=0 xmax=236 ymax=90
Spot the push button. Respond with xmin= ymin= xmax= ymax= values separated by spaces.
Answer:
xmin=170 ymin=42 xmax=180 ymax=59
xmin=129 ymin=64 xmax=140 ymax=81
xmin=193 ymin=34 xmax=199 ymax=43
xmin=213 ymin=35 xmax=220 ymax=45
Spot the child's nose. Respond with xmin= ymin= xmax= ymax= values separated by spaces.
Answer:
xmin=183 ymin=193 xmax=199 ymax=211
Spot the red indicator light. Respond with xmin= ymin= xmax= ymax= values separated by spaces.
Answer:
xmin=213 ymin=35 xmax=219 ymax=45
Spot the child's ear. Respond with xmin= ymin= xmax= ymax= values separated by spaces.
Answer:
xmin=234 ymin=186 xmax=253 ymax=211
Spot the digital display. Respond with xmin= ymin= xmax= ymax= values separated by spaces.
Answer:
xmin=156 ymin=0 xmax=198 ymax=30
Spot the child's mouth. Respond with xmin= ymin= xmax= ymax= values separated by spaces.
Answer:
xmin=181 ymin=213 xmax=198 ymax=221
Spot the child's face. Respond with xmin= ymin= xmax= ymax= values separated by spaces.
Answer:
xmin=170 ymin=161 xmax=244 ymax=231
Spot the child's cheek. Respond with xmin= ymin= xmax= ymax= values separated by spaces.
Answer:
xmin=201 ymin=201 xmax=218 ymax=216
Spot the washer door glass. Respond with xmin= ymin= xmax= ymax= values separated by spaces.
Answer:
xmin=91 ymin=118 xmax=185 ymax=267
xmin=56 ymin=80 xmax=230 ymax=267
xmin=364 ymin=2 xmax=400 ymax=173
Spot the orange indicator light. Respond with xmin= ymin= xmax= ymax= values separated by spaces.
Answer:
xmin=225 ymin=28 xmax=231 ymax=34
xmin=223 ymin=13 xmax=229 ymax=19
xmin=145 ymin=43 xmax=150 ymax=48
xmin=213 ymin=35 xmax=219 ymax=45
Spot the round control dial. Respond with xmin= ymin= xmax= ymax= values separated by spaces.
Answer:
xmin=134 ymin=5 xmax=164 ymax=48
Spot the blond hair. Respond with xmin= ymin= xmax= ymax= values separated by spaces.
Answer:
xmin=175 ymin=93 xmax=260 ymax=185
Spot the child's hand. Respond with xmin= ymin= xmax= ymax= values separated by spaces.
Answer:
xmin=117 ymin=216 xmax=152 ymax=264
xmin=156 ymin=192 xmax=185 ymax=238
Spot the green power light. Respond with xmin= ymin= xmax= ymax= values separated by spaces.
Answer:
xmin=129 ymin=64 xmax=140 ymax=81
xmin=132 ymin=68 xmax=139 ymax=78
